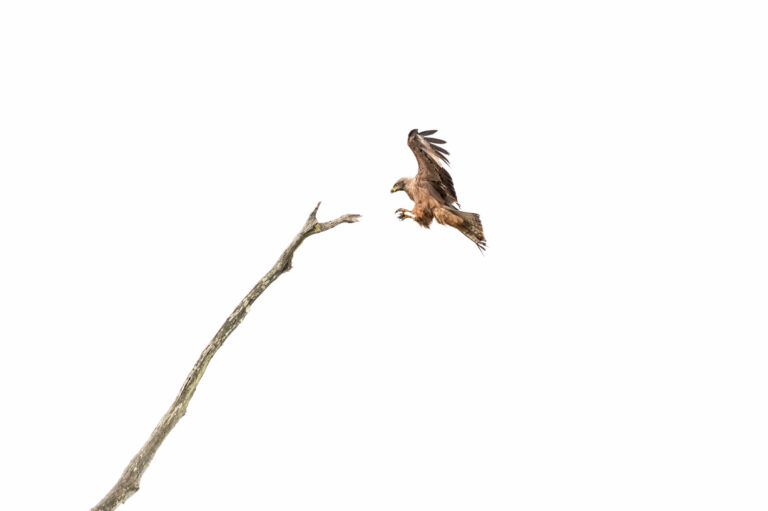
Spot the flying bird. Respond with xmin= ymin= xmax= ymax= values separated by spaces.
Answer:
xmin=391 ymin=129 xmax=486 ymax=251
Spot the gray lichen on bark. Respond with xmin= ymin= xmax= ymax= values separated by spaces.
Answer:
xmin=91 ymin=202 xmax=360 ymax=511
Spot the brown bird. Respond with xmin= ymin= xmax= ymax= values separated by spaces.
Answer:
xmin=391 ymin=129 xmax=486 ymax=251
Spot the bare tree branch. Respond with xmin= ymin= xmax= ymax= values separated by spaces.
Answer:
xmin=91 ymin=202 xmax=360 ymax=511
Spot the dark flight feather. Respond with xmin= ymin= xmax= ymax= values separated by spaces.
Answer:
xmin=408 ymin=129 xmax=456 ymax=202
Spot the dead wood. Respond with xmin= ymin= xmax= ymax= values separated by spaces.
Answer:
xmin=91 ymin=202 xmax=360 ymax=511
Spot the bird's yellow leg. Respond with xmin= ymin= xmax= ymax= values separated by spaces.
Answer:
xmin=395 ymin=208 xmax=415 ymax=221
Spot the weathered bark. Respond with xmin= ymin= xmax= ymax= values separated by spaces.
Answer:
xmin=91 ymin=202 xmax=360 ymax=511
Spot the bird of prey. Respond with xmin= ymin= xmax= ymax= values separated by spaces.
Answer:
xmin=391 ymin=129 xmax=486 ymax=251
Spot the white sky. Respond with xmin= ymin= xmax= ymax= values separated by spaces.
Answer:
xmin=1 ymin=1 xmax=766 ymax=510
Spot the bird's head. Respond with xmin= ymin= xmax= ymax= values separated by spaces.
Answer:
xmin=391 ymin=178 xmax=407 ymax=193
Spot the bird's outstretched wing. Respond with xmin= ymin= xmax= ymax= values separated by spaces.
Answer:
xmin=407 ymin=129 xmax=458 ymax=206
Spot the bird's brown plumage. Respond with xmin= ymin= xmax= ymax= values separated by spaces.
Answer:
xmin=391 ymin=129 xmax=486 ymax=251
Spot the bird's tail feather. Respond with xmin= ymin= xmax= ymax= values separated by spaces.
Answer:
xmin=452 ymin=209 xmax=487 ymax=252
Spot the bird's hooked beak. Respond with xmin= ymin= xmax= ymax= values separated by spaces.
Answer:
xmin=391 ymin=186 xmax=397 ymax=193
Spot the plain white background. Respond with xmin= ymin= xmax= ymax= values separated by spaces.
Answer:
xmin=1 ymin=1 xmax=766 ymax=509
